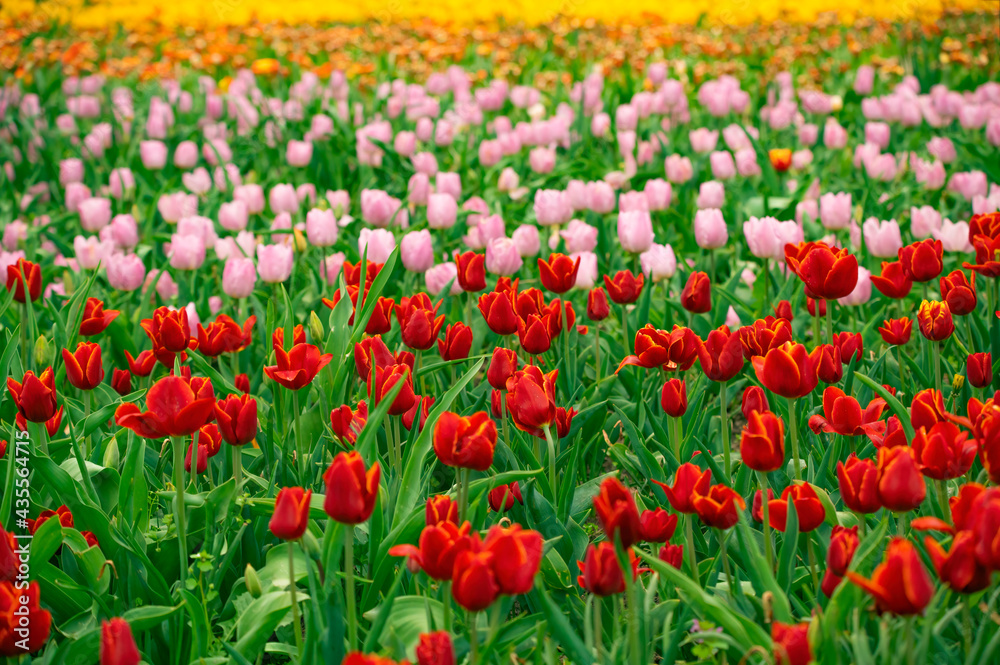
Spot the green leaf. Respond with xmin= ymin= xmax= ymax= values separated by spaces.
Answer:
xmin=530 ymin=585 xmax=594 ymax=665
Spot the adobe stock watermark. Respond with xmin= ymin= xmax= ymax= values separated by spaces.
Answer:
xmin=10 ymin=428 xmax=35 ymax=654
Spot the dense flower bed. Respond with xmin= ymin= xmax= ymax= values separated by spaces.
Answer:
xmin=1 ymin=9 xmax=1000 ymax=665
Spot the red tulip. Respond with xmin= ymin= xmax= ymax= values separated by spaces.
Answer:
xmin=62 ymin=342 xmax=104 ymax=391
xmin=971 ymin=487 xmax=1000 ymax=570
xmin=827 ymin=525 xmax=860 ymax=577
xmin=537 ymin=253 xmax=580 ymax=294
xmin=876 ymin=446 xmax=926 ymax=512
xmin=740 ymin=410 xmax=785 ymax=472
xmin=7 ymin=367 xmax=58 ymax=423
xmin=330 ymin=401 xmax=368 ymax=446
xmin=425 ymin=495 xmax=459 ymax=526
xmin=833 ymin=331 xmax=863 ymax=364
xmin=369 ymin=363 xmax=418 ymax=416
xmin=416 ymin=631 xmax=455 ymax=665
xmin=433 ymin=411 xmax=497 ymax=471
xmin=354 ymin=335 xmax=394 ymax=379
xmin=488 ymin=482 xmax=523 ymax=512
xmin=272 ymin=325 xmax=306 ymax=350
xmin=390 ymin=521 xmax=474 ymax=581
xmin=917 ymin=300 xmax=954 ymax=341
xmin=767 ymin=482 xmax=825 ymax=532
xmin=451 ymin=544 xmax=499 ymax=611
xmin=576 ymin=541 xmax=639 ymax=596
xmin=697 ymin=325 xmax=744 ymax=382
xmin=940 ymin=270 xmax=977 ymax=316
xmin=214 ymin=394 xmax=258 ymax=446
xmin=899 ymin=239 xmax=944 ymax=283
xmin=911 ymin=422 xmax=976 ymax=480
xmin=323 ymin=451 xmax=380 ymax=524
xmin=680 ymin=271 xmax=711 ymax=314
xmin=847 ymin=537 xmax=934 ymax=615
xmin=837 ymin=454 xmax=881 ymax=513
xmin=483 ymin=523 xmax=543 ymax=594
xmin=741 ymin=386 xmax=769 ymax=419
xmin=693 ymin=483 xmax=746 ymax=529
xmin=115 ymin=375 xmax=214 ymax=438
xmin=871 ymin=260 xmax=913 ymax=299
xmin=454 ymin=251 xmax=486 ymax=292
xmin=26 ymin=505 xmax=72 ymax=533
xmin=968 ymin=352 xmax=992 ymax=388
xmin=773 ymin=300 xmax=793 ymax=321
xmin=751 ymin=342 xmax=819 ymax=399
xmin=925 ymin=532 xmax=992 ymax=594
xmin=264 ymin=343 xmax=333 ymax=390
xmin=911 ymin=389 xmax=947 ymax=431
xmin=806 ymin=295 xmax=826 ymax=317
xmin=99 ymin=617 xmax=141 ymax=665
xmin=270 ymin=487 xmax=312 ymax=540
xmin=437 ymin=322 xmax=472 ymax=361
xmin=196 ymin=314 xmax=249 ymax=357
xmin=478 ymin=289 xmax=518 ymax=335
xmin=660 ymin=378 xmax=687 ymax=417
xmin=342 ymin=653 xmax=405 ymax=665
xmin=772 ymin=621 xmax=812 ymax=665
xmin=878 ymin=318 xmax=912 ymax=345
xmin=505 ymin=365 xmax=557 ymax=436
xmin=486 ymin=347 xmax=518 ymax=390
xmin=738 ymin=317 xmax=793 ymax=360
xmin=587 ymin=287 xmax=610 ymax=321
xmin=593 ymin=477 xmax=641 ymax=548
xmin=964 ymin=231 xmax=1000 ymax=278
xmin=80 ymin=297 xmax=120 ymax=336
xmin=395 ymin=293 xmax=446 ymax=351
xmin=814 ymin=344 xmax=843 ymax=384
xmin=0 ymin=580 xmax=51 ymax=655
xmin=658 ymin=544 xmax=684 ymax=569
xmin=807 ymin=386 xmax=886 ymax=438
xmin=141 ymin=306 xmax=193 ymax=354
xmin=111 ymin=368 xmax=132 ymax=396
xmin=617 ymin=325 xmax=670 ymax=370
xmin=769 ymin=148 xmax=792 ymax=172
xmin=516 ymin=313 xmax=552 ymax=355
xmin=603 ymin=270 xmax=644 ymax=305
xmin=652 ymin=463 xmax=711 ymax=514
xmin=124 ymin=350 xmax=156 ymax=377
xmin=638 ymin=508 xmax=677 ymax=543
xmin=234 ymin=373 xmax=250 ymax=394
xmin=796 ymin=245 xmax=859 ymax=300
xmin=5 ymin=258 xmax=42 ymax=303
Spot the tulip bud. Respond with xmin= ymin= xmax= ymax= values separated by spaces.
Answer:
xmin=953 ymin=373 xmax=966 ymax=391
xmin=103 ymin=438 xmax=120 ymax=469
xmin=34 ymin=335 xmax=52 ymax=366
xmin=245 ymin=563 xmax=263 ymax=597
xmin=293 ymin=227 xmax=308 ymax=252
xmin=309 ymin=311 xmax=324 ymax=342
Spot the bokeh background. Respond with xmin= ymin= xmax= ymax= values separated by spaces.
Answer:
xmin=2 ymin=0 xmax=995 ymax=25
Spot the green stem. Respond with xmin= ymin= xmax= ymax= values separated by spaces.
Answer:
xmin=458 ymin=468 xmax=469 ymax=523
xmin=544 ymin=425 xmax=559 ymax=515
xmin=594 ymin=327 xmax=601 ymax=383
xmin=172 ymin=436 xmax=189 ymax=582
xmin=292 ymin=391 xmax=306 ymax=482
xmin=759 ymin=471 xmax=772 ymax=570
xmin=289 ymin=543 xmax=303 ymax=657
xmin=825 ymin=299 xmax=834 ymax=343
xmin=233 ymin=445 xmax=243 ymax=493
xmin=345 ymin=525 xmax=358 ymax=651
xmin=685 ymin=515 xmax=698 ymax=583
xmin=807 ymin=535 xmax=819 ymax=592
xmin=719 ymin=380 xmax=730 ymax=478
xmin=469 ymin=610 xmax=480 ymax=665
xmin=613 ymin=537 xmax=640 ymax=665
xmin=621 ymin=305 xmax=629 ymax=353
xmin=719 ymin=530 xmax=736 ymax=598
xmin=442 ymin=581 xmax=452 ymax=631
xmin=593 ymin=595 xmax=603 ymax=661
xmin=932 ymin=341 xmax=943 ymax=397
xmin=788 ymin=399 xmax=801 ymax=481
xmin=897 ymin=511 xmax=907 ymax=537
xmin=937 ymin=479 xmax=950 ymax=523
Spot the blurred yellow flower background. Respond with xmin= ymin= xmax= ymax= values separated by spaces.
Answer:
xmin=3 ymin=0 xmax=994 ymax=26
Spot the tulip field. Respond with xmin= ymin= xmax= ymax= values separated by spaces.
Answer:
xmin=3 ymin=6 xmax=1000 ymax=665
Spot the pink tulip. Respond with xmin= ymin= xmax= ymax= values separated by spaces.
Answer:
xmin=60 ymin=158 xmax=84 ymax=185
xmin=560 ymin=219 xmax=598 ymax=253
xmin=358 ymin=228 xmax=396 ymax=264
xmin=617 ymin=210 xmax=654 ymax=253
xmin=512 ymin=225 xmax=541 ymax=257
xmin=425 ymin=262 xmax=462 ymax=295
xmin=819 ymin=192 xmax=852 ymax=230
xmin=643 ymin=179 xmax=672 ymax=211
xmin=408 ymin=173 xmax=430 ymax=206
xmin=394 ymin=131 xmax=417 ymax=157
xmin=640 ymin=243 xmax=677 ymax=282
xmin=269 ymin=184 xmax=299 ymax=214
xmin=864 ymin=122 xmax=890 ymax=149
xmin=838 ymin=267 xmax=871 ymax=306
xmin=321 ymin=252 xmax=346 ymax=285
xmin=223 ymin=257 xmax=258 ymax=298
xmin=823 ymin=118 xmax=848 ymax=149
xmin=498 ymin=168 xmax=520 ymax=192
xmin=234 ymin=184 xmax=265 ymax=214
xmin=710 ymin=151 xmax=736 ymax=180
xmin=256 ymin=243 xmax=294 ymax=283
xmin=400 ymin=230 xmax=435 ymax=272
xmin=427 ymin=193 xmax=458 ymax=229
xmin=689 ymin=128 xmax=719 ymax=153
xmin=926 ymin=137 xmax=956 ymax=163
xmin=140 ymin=140 xmax=167 ymax=169
xmin=725 ymin=306 xmax=741 ymax=328
xmin=694 ymin=208 xmax=728 ymax=249
xmin=108 ymin=214 xmax=138 ymax=248
xmin=854 ymin=65 xmax=875 ymax=95
xmin=798 ymin=123 xmax=819 ymax=146
xmin=619 ymin=191 xmax=649 ymax=213
xmin=73 ymin=235 xmax=113 ymax=270
xmin=65 ymin=183 xmax=91 ymax=213
xmin=571 ymin=251 xmax=598 ymax=289
xmin=910 ymin=205 xmax=942 ymax=238
xmin=436 ymin=172 xmax=462 ymax=199
xmin=862 ymin=218 xmax=903 ymax=258
xmin=219 ymin=200 xmax=249 ymax=232
xmin=306 ymin=208 xmax=338 ymax=247
xmin=158 ymin=192 xmax=197 ymax=223
xmin=534 ymin=190 xmax=571 ymax=226
xmin=214 ymin=164 xmax=242 ymax=190
xmin=479 ymin=139 xmax=502 ymax=167
xmin=949 ymin=171 xmax=988 ymax=201
xmin=735 ymin=149 xmax=760 ymax=177
xmin=933 ymin=219 xmax=973 ymax=253
xmin=743 ymin=216 xmax=782 ymax=260
xmin=173 ymin=141 xmax=199 ymax=169
xmin=914 ymin=158 xmax=946 ymax=190
xmin=169 ymin=233 xmax=206 ymax=270
xmin=326 ymin=190 xmax=350 ymax=216
xmin=78 ymin=197 xmax=112 ymax=232
xmin=182 ymin=167 xmax=212 ymax=195
xmin=987 ymin=117 xmax=1000 ymax=147
xmin=587 ymin=181 xmax=617 ymax=214
xmin=665 ymin=154 xmax=693 ymax=183
xmin=106 ymin=252 xmax=146 ymax=291
xmin=486 ymin=237 xmax=524 ymax=276
xmin=696 ymin=181 xmax=725 ymax=209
